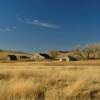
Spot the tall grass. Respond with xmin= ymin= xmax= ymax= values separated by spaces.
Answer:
xmin=0 ymin=62 xmax=100 ymax=100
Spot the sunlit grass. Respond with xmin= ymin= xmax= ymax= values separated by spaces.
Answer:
xmin=0 ymin=62 xmax=100 ymax=100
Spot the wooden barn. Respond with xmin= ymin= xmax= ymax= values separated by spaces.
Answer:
xmin=7 ymin=55 xmax=17 ymax=61
xmin=19 ymin=55 xmax=30 ymax=61
xmin=59 ymin=55 xmax=80 ymax=62
xmin=33 ymin=53 xmax=52 ymax=61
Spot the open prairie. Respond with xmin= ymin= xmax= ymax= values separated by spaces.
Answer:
xmin=0 ymin=61 xmax=100 ymax=100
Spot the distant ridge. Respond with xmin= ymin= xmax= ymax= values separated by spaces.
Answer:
xmin=59 ymin=51 xmax=69 ymax=53
xmin=0 ymin=49 xmax=31 ymax=55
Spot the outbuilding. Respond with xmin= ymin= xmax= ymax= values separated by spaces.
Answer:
xmin=33 ymin=53 xmax=52 ymax=61
xmin=7 ymin=55 xmax=17 ymax=61
xmin=19 ymin=56 xmax=30 ymax=61
xmin=59 ymin=55 xmax=80 ymax=62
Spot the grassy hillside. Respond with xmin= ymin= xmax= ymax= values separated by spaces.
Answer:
xmin=0 ymin=50 xmax=32 ymax=59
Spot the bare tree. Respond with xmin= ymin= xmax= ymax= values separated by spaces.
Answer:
xmin=75 ymin=43 xmax=100 ymax=60
xmin=48 ymin=51 xmax=59 ymax=60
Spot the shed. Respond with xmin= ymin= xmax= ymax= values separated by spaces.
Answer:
xmin=7 ymin=55 xmax=17 ymax=61
xmin=19 ymin=56 xmax=30 ymax=60
xmin=59 ymin=55 xmax=80 ymax=62
xmin=34 ymin=53 xmax=52 ymax=61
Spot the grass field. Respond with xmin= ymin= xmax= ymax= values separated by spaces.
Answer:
xmin=0 ymin=61 xmax=100 ymax=100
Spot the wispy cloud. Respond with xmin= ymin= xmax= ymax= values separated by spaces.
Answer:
xmin=28 ymin=20 xmax=60 ymax=28
xmin=0 ymin=26 xmax=16 ymax=32
xmin=18 ymin=17 xmax=60 ymax=29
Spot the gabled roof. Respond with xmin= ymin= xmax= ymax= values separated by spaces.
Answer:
xmin=39 ymin=53 xmax=52 ymax=59
xmin=59 ymin=55 xmax=81 ymax=60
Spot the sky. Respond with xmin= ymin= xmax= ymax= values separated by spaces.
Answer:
xmin=0 ymin=0 xmax=100 ymax=52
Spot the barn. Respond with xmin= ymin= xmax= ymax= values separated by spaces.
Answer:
xmin=7 ymin=55 xmax=17 ymax=61
xmin=33 ymin=53 xmax=52 ymax=61
xmin=19 ymin=56 xmax=30 ymax=60
xmin=59 ymin=55 xmax=80 ymax=62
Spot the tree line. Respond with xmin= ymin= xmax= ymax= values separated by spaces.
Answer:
xmin=75 ymin=43 xmax=100 ymax=60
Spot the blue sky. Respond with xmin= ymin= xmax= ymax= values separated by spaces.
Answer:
xmin=0 ymin=0 xmax=100 ymax=52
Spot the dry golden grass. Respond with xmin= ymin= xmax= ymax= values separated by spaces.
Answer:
xmin=24 ymin=60 xmax=100 ymax=66
xmin=0 ymin=62 xmax=100 ymax=100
